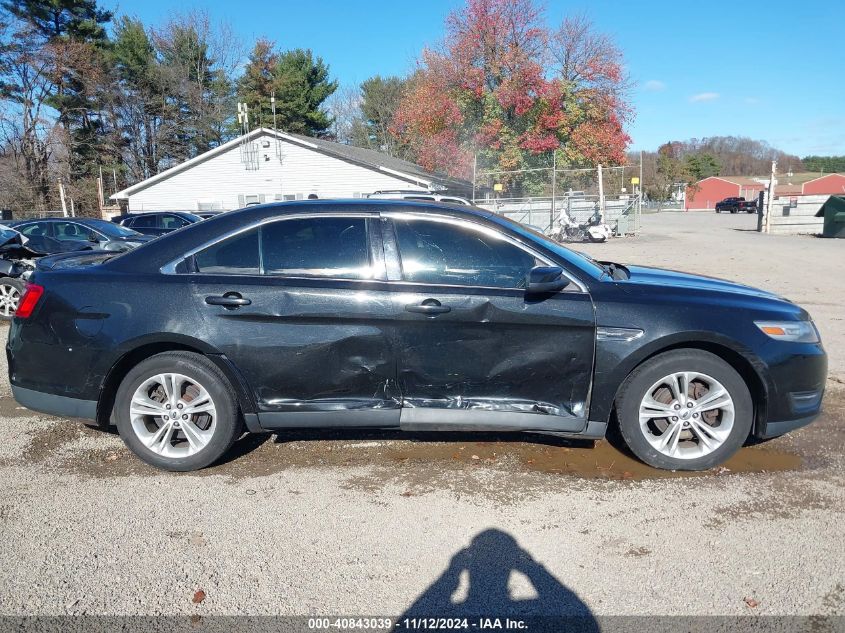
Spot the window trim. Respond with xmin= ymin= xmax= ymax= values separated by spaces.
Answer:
xmin=164 ymin=212 xmax=385 ymax=282
xmin=382 ymin=211 xmax=587 ymax=293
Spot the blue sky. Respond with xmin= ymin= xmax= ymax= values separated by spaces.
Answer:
xmin=104 ymin=0 xmax=845 ymax=157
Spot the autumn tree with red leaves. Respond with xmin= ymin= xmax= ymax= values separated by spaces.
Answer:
xmin=390 ymin=0 xmax=631 ymax=195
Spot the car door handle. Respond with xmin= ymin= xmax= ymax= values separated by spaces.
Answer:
xmin=205 ymin=294 xmax=251 ymax=307
xmin=405 ymin=301 xmax=451 ymax=315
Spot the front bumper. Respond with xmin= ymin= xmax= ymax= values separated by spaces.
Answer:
xmin=758 ymin=412 xmax=820 ymax=439
xmin=11 ymin=385 xmax=97 ymax=420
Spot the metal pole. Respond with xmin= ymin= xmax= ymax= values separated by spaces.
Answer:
xmin=472 ymin=152 xmax=477 ymax=204
xmin=550 ymin=151 xmax=556 ymax=228
xmin=638 ymin=150 xmax=643 ymax=233
xmin=597 ymin=164 xmax=605 ymax=221
xmin=763 ymin=160 xmax=776 ymax=234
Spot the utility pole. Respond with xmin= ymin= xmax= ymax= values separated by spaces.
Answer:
xmin=58 ymin=180 xmax=68 ymax=217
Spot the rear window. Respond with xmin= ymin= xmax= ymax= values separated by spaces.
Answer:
xmin=194 ymin=229 xmax=260 ymax=274
xmin=192 ymin=217 xmax=372 ymax=279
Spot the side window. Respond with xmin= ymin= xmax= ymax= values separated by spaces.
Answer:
xmin=18 ymin=223 xmax=47 ymax=237
xmin=130 ymin=215 xmax=157 ymax=229
xmin=161 ymin=215 xmax=188 ymax=229
xmin=194 ymin=228 xmax=260 ymax=274
xmin=393 ymin=219 xmax=538 ymax=288
xmin=54 ymin=222 xmax=93 ymax=241
xmin=261 ymin=217 xmax=371 ymax=279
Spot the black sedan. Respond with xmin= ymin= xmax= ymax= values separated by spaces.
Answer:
xmin=9 ymin=217 xmax=154 ymax=251
xmin=113 ymin=211 xmax=203 ymax=236
xmin=7 ymin=201 xmax=827 ymax=472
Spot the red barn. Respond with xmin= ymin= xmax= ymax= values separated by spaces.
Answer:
xmin=685 ymin=177 xmax=766 ymax=211
xmin=802 ymin=173 xmax=845 ymax=196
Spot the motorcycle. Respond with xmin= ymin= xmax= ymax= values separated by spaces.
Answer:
xmin=548 ymin=208 xmax=613 ymax=243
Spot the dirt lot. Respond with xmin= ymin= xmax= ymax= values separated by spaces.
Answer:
xmin=0 ymin=211 xmax=843 ymax=619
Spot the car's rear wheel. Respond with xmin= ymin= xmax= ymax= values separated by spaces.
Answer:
xmin=114 ymin=351 xmax=242 ymax=471
xmin=616 ymin=350 xmax=753 ymax=471
xmin=0 ymin=277 xmax=23 ymax=319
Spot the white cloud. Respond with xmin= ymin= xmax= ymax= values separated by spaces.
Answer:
xmin=690 ymin=92 xmax=719 ymax=103
xmin=643 ymin=80 xmax=666 ymax=92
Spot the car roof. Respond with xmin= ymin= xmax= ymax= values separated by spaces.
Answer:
xmin=106 ymin=199 xmax=495 ymax=274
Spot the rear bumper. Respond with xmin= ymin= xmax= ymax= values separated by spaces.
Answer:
xmin=11 ymin=385 xmax=96 ymax=420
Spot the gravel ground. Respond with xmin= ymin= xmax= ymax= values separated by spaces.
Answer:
xmin=0 ymin=211 xmax=843 ymax=619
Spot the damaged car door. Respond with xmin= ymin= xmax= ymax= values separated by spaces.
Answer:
xmin=190 ymin=213 xmax=401 ymax=429
xmin=383 ymin=212 xmax=595 ymax=433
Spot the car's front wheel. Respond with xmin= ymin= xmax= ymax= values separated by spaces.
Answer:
xmin=615 ymin=350 xmax=753 ymax=470
xmin=115 ymin=351 xmax=242 ymax=471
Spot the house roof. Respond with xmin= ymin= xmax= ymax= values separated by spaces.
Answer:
xmin=112 ymin=128 xmax=470 ymax=200
xmin=802 ymin=172 xmax=845 ymax=185
xmin=717 ymin=176 xmax=767 ymax=187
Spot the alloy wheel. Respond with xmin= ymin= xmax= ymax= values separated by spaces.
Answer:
xmin=129 ymin=373 xmax=217 ymax=458
xmin=638 ymin=371 xmax=735 ymax=460
xmin=0 ymin=284 xmax=21 ymax=317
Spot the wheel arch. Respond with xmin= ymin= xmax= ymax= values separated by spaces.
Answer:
xmin=596 ymin=333 xmax=770 ymax=437
xmin=96 ymin=336 xmax=257 ymax=429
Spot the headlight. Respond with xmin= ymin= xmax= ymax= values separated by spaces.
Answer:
xmin=754 ymin=320 xmax=820 ymax=343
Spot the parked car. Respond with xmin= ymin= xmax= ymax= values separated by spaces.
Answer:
xmin=112 ymin=211 xmax=203 ymax=236
xmin=9 ymin=218 xmax=154 ymax=251
xmin=0 ymin=225 xmax=42 ymax=319
xmin=8 ymin=200 xmax=826 ymax=472
xmin=367 ymin=191 xmax=472 ymax=205
xmin=715 ymin=197 xmax=757 ymax=214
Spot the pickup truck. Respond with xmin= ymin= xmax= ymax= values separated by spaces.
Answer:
xmin=715 ymin=197 xmax=758 ymax=214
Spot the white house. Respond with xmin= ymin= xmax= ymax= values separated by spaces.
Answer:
xmin=110 ymin=128 xmax=472 ymax=212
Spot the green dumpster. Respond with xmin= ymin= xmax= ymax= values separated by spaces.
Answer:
xmin=820 ymin=196 xmax=845 ymax=238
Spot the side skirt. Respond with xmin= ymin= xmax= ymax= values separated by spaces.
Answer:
xmin=399 ymin=408 xmax=587 ymax=433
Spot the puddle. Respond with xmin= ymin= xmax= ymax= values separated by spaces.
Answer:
xmin=53 ymin=427 xmax=802 ymax=482
xmin=17 ymin=388 xmax=844 ymax=483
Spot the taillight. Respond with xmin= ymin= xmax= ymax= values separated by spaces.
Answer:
xmin=15 ymin=283 xmax=44 ymax=319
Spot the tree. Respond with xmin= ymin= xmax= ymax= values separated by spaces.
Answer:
xmin=684 ymin=152 xmax=720 ymax=180
xmin=2 ymin=0 xmax=113 ymax=212
xmin=237 ymin=43 xmax=337 ymax=136
xmin=350 ymin=75 xmax=409 ymax=157
xmin=802 ymin=155 xmax=845 ymax=173
xmin=0 ymin=13 xmax=58 ymax=213
xmin=152 ymin=11 xmax=239 ymax=164
xmin=391 ymin=0 xmax=631 ymax=194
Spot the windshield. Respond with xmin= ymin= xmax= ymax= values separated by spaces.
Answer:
xmin=489 ymin=214 xmax=607 ymax=278
xmin=83 ymin=219 xmax=143 ymax=238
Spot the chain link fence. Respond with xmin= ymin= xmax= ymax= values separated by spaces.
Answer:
xmin=472 ymin=164 xmax=643 ymax=236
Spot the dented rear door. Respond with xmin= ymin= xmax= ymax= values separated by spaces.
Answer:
xmin=384 ymin=213 xmax=595 ymax=433
xmin=190 ymin=213 xmax=401 ymax=426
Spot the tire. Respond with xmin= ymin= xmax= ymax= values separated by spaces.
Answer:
xmin=0 ymin=277 xmax=24 ymax=320
xmin=730 ymin=208 xmax=737 ymax=214
xmin=615 ymin=349 xmax=753 ymax=471
xmin=114 ymin=351 xmax=243 ymax=471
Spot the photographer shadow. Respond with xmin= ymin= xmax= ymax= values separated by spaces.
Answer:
xmin=399 ymin=529 xmax=597 ymax=632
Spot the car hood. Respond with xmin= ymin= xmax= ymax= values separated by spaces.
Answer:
xmin=621 ymin=265 xmax=784 ymax=301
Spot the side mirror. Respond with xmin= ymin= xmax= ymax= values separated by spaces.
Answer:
xmin=525 ymin=266 xmax=570 ymax=294
xmin=87 ymin=232 xmax=100 ymax=243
